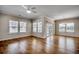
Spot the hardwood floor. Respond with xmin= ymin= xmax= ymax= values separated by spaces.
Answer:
xmin=0 ymin=35 xmax=79 ymax=54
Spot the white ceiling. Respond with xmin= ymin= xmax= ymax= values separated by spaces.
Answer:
xmin=0 ymin=5 xmax=79 ymax=20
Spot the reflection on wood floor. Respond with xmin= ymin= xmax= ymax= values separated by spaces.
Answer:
xmin=0 ymin=35 xmax=79 ymax=54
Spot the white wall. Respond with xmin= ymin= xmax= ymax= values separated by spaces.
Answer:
xmin=0 ymin=14 xmax=56 ymax=40
xmin=0 ymin=14 xmax=31 ymax=40
xmin=55 ymin=18 xmax=79 ymax=37
xmin=0 ymin=16 xmax=1 ymax=38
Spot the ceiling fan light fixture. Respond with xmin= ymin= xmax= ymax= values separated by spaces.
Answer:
xmin=26 ymin=10 xmax=31 ymax=13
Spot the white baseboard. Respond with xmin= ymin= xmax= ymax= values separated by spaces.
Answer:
xmin=32 ymin=35 xmax=46 ymax=39
xmin=0 ymin=34 xmax=31 ymax=41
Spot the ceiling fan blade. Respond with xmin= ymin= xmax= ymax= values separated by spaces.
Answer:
xmin=32 ymin=10 xmax=37 ymax=13
xmin=22 ymin=5 xmax=27 ymax=10
xmin=22 ymin=5 xmax=37 ymax=14
xmin=31 ymin=7 xmax=36 ymax=10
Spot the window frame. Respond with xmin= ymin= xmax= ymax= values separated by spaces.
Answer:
xmin=19 ymin=21 xmax=27 ymax=33
xmin=66 ymin=23 xmax=74 ymax=32
xmin=59 ymin=23 xmax=66 ymax=32
xmin=59 ymin=23 xmax=74 ymax=32
xmin=46 ymin=23 xmax=53 ymax=36
xmin=9 ymin=20 xmax=18 ymax=33
xmin=33 ymin=21 xmax=37 ymax=32
xmin=37 ymin=20 xmax=42 ymax=33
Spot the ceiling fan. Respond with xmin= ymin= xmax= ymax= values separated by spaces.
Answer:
xmin=22 ymin=5 xmax=37 ymax=14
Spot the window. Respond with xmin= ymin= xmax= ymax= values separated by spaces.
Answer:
xmin=47 ymin=24 xmax=50 ymax=36
xmin=59 ymin=23 xmax=74 ymax=32
xmin=9 ymin=20 xmax=18 ymax=33
xmin=33 ymin=22 xmax=37 ymax=32
xmin=66 ymin=23 xmax=74 ymax=32
xmin=46 ymin=23 xmax=53 ymax=36
xmin=20 ymin=22 xmax=26 ymax=32
xmin=33 ymin=20 xmax=42 ymax=33
xmin=37 ymin=21 xmax=42 ymax=33
xmin=59 ymin=23 xmax=65 ymax=32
